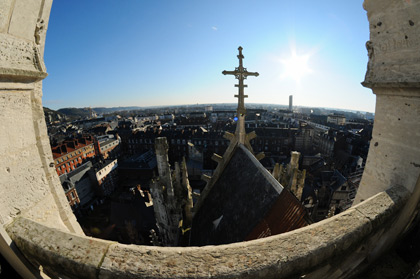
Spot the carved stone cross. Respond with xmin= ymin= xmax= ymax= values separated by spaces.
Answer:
xmin=222 ymin=46 xmax=259 ymax=115
xmin=222 ymin=46 xmax=259 ymax=143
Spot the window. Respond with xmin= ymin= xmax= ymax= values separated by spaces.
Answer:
xmin=70 ymin=192 xmax=75 ymax=199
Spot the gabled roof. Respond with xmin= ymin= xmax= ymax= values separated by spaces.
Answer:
xmin=191 ymin=144 xmax=283 ymax=245
xmin=190 ymin=140 xmax=310 ymax=246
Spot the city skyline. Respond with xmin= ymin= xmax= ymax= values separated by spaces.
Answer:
xmin=43 ymin=1 xmax=374 ymax=112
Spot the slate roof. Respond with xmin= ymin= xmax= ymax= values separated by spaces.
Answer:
xmin=59 ymin=161 xmax=93 ymax=186
xmin=118 ymin=150 xmax=157 ymax=170
xmin=190 ymin=144 xmax=310 ymax=246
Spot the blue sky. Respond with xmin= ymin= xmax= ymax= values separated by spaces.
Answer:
xmin=43 ymin=0 xmax=375 ymax=112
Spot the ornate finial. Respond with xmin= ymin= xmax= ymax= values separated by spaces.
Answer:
xmin=222 ymin=47 xmax=259 ymax=144
xmin=237 ymin=46 xmax=244 ymax=61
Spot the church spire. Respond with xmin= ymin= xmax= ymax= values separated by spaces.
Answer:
xmin=222 ymin=46 xmax=259 ymax=144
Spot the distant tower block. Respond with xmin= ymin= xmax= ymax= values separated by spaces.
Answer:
xmin=289 ymin=95 xmax=293 ymax=111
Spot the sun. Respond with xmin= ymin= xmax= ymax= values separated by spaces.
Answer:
xmin=280 ymin=49 xmax=312 ymax=82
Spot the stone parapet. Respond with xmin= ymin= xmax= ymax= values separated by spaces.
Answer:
xmin=6 ymin=184 xmax=414 ymax=279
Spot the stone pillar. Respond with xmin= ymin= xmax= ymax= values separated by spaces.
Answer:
xmin=150 ymin=137 xmax=181 ymax=246
xmin=0 ymin=1 xmax=83 ymax=277
xmin=181 ymin=157 xmax=193 ymax=229
xmin=155 ymin=137 xmax=174 ymax=198
xmin=355 ymin=0 xmax=420 ymax=203
xmin=0 ymin=0 xmax=83 ymax=232
xmin=287 ymin=151 xmax=300 ymax=176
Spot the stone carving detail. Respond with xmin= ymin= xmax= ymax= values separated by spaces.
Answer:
xmin=34 ymin=19 xmax=45 ymax=45
xmin=0 ymin=33 xmax=46 ymax=76
xmin=366 ymin=41 xmax=374 ymax=59
xmin=33 ymin=45 xmax=46 ymax=72
xmin=362 ymin=1 xmax=420 ymax=87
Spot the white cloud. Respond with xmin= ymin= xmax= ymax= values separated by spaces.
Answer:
xmin=211 ymin=26 xmax=218 ymax=31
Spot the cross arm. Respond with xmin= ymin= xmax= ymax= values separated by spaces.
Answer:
xmin=245 ymin=71 xmax=259 ymax=77
xmin=222 ymin=70 xmax=236 ymax=75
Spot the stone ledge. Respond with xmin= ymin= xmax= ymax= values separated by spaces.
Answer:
xmin=362 ymin=81 xmax=420 ymax=90
xmin=6 ymin=218 xmax=114 ymax=279
xmin=99 ymin=208 xmax=371 ymax=279
xmin=5 ymin=185 xmax=410 ymax=279
xmin=0 ymin=67 xmax=47 ymax=83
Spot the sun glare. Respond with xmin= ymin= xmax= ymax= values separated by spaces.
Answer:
xmin=280 ymin=49 xmax=312 ymax=82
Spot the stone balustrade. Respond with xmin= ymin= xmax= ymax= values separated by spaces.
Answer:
xmin=5 ymin=182 xmax=417 ymax=279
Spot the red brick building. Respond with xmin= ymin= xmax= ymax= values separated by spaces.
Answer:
xmin=52 ymin=136 xmax=95 ymax=176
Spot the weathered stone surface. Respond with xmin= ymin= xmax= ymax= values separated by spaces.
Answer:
xmin=0 ymin=0 xmax=13 ymax=33
xmin=0 ymin=91 xmax=48 ymax=224
xmin=363 ymin=0 xmax=420 ymax=87
xmin=0 ymin=34 xmax=47 ymax=81
xmin=8 ymin=0 xmax=42 ymax=42
xmin=355 ymin=0 xmax=420 ymax=203
xmin=99 ymin=209 xmax=372 ymax=279
xmin=6 ymin=218 xmax=112 ymax=279
xmin=354 ymin=185 xmax=408 ymax=228
xmin=355 ymin=90 xmax=420 ymax=202
xmin=0 ymin=0 xmax=81 ymax=237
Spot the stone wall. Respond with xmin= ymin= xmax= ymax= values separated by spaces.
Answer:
xmin=0 ymin=0 xmax=81 ymax=234
xmin=0 ymin=1 xmax=82 ymax=277
xmin=355 ymin=0 xmax=420 ymax=203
